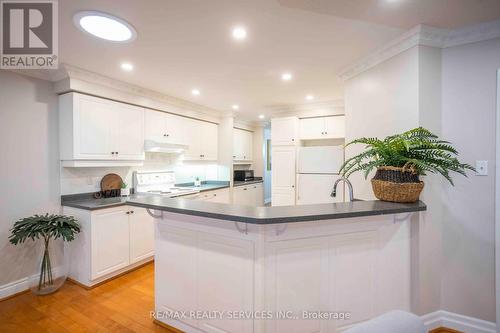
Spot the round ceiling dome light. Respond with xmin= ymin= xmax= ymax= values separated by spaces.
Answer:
xmin=74 ymin=11 xmax=137 ymax=42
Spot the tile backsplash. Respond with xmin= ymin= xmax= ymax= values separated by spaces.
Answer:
xmin=60 ymin=153 xmax=224 ymax=195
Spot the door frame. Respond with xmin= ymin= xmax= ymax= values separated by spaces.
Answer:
xmin=496 ymin=69 xmax=500 ymax=332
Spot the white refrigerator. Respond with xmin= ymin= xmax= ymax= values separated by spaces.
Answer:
xmin=296 ymin=146 xmax=344 ymax=204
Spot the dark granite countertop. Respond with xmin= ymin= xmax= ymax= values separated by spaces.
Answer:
xmin=61 ymin=181 xmax=231 ymax=211
xmin=175 ymin=180 xmax=230 ymax=192
xmin=126 ymin=196 xmax=426 ymax=224
xmin=233 ymin=178 xmax=263 ymax=187
xmin=61 ymin=194 xmax=149 ymax=211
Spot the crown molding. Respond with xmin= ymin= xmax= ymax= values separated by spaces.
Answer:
xmin=266 ymin=99 xmax=344 ymax=118
xmin=339 ymin=19 xmax=500 ymax=81
xmin=57 ymin=64 xmax=227 ymax=119
xmin=445 ymin=19 xmax=500 ymax=48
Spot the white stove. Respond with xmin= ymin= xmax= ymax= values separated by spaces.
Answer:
xmin=133 ymin=171 xmax=200 ymax=198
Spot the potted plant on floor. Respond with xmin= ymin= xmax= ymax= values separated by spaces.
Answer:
xmin=9 ymin=214 xmax=81 ymax=295
xmin=340 ymin=127 xmax=475 ymax=203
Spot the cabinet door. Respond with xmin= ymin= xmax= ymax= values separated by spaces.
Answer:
xmin=204 ymin=189 xmax=230 ymax=203
xmin=265 ymin=237 xmax=330 ymax=333
xmin=252 ymin=183 xmax=264 ymax=206
xmin=272 ymin=146 xmax=296 ymax=190
xmin=324 ymin=116 xmax=345 ymax=139
xmin=144 ymin=110 xmax=166 ymax=142
xmin=233 ymin=186 xmax=252 ymax=206
xmin=164 ymin=113 xmax=187 ymax=145
xmin=129 ymin=207 xmax=154 ymax=264
xmin=156 ymin=225 xmax=198 ymax=328
xmin=75 ymin=94 xmax=115 ymax=160
xmin=91 ymin=208 xmax=130 ymax=280
xmin=197 ymin=233 xmax=254 ymax=333
xmin=299 ymin=117 xmax=325 ymax=140
xmin=242 ymin=130 xmax=253 ymax=161
xmin=183 ymin=118 xmax=202 ymax=160
xmin=200 ymin=122 xmax=218 ymax=161
xmin=114 ymin=102 xmax=145 ymax=160
xmin=233 ymin=129 xmax=244 ymax=160
xmin=271 ymin=188 xmax=295 ymax=206
xmin=271 ymin=117 xmax=298 ymax=146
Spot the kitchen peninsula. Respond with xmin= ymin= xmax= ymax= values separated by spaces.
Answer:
xmin=125 ymin=196 xmax=426 ymax=333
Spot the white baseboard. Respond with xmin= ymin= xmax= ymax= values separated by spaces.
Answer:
xmin=422 ymin=310 xmax=497 ymax=333
xmin=0 ymin=266 xmax=66 ymax=300
xmin=0 ymin=277 xmax=30 ymax=300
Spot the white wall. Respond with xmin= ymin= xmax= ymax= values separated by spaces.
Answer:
xmin=0 ymin=71 xmax=60 ymax=288
xmin=344 ymin=47 xmax=420 ymax=199
xmin=344 ymin=38 xmax=500 ymax=323
xmin=344 ymin=45 xmax=444 ymax=317
xmin=440 ymin=38 xmax=500 ymax=322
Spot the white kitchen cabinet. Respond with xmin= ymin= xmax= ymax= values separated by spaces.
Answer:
xmin=271 ymin=146 xmax=296 ymax=206
xmin=233 ymin=128 xmax=253 ymax=161
xmin=156 ymin=222 xmax=254 ymax=333
xmin=59 ymin=92 xmax=145 ymax=166
xmin=233 ymin=186 xmax=253 ymax=206
xmin=145 ymin=110 xmax=187 ymax=145
xmin=184 ymin=119 xmax=218 ymax=161
xmin=299 ymin=115 xmax=345 ymax=140
xmin=271 ymin=117 xmax=299 ymax=146
xmin=91 ymin=207 xmax=130 ymax=280
xmin=114 ymin=102 xmax=146 ymax=160
xmin=182 ymin=188 xmax=230 ymax=203
xmin=233 ymin=183 xmax=264 ymax=207
xmin=156 ymin=226 xmax=199 ymax=328
xmin=129 ymin=208 xmax=155 ymax=264
xmin=64 ymin=205 xmax=154 ymax=287
xmin=197 ymin=233 xmax=254 ymax=333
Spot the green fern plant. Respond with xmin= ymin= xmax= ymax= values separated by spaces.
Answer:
xmin=340 ymin=127 xmax=475 ymax=185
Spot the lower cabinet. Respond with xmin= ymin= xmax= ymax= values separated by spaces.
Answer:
xmin=271 ymin=188 xmax=295 ymax=206
xmin=64 ymin=205 xmax=154 ymax=286
xmin=233 ymin=183 xmax=264 ymax=207
xmin=156 ymin=223 xmax=254 ymax=333
xmin=181 ymin=188 xmax=231 ymax=203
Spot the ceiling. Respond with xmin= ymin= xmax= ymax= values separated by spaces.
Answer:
xmin=279 ymin=0 xmax=500 ymax=29
xmin=58 ymin=0 xmax=499 ymax=120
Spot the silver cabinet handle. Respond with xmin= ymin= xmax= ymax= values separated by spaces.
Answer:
xmin=146 ymin=208 xmax=163 ymax=218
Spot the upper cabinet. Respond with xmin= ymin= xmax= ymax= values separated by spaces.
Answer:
xmin=299 ymin=115 xmax=345 ymax=140
xmin=59 ymin=93 xmax=145 ymax=167
xmin=233 ymin=128 xmax=253 ymax=161
xmin=183 ymin=119 xmax=218 ymax=161
xmin=144 ymin=110 xmax=187 ymax=145
xmin=271 ymin=117 xmax=298 ymax=146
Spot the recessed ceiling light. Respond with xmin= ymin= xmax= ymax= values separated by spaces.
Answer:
xmin=259 ymin=114 xmax=265 ymax=119
xmin=120 ymin=62 xmax=134 ymax=71
xmin=282 ymin=73 xmax=292 ymax=81
xmin=232 ymin=26 xmax=247 ymax=41
xmin=192 ymin=89 xmax=200 ymax=96
xmin=306 ymin=94 xmax=314 ymax=100
xmin=74 ymin=11 xmax=137 ymax=42
xmin=232 ymin=104 xmax=240 ymax=110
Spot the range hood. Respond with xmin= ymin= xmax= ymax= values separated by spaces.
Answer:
xmin=144 ymin=140 xmax=188 ymax=154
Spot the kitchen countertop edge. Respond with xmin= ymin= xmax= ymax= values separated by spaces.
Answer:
xmin=125 ymin=198 xmax=426 ymax=224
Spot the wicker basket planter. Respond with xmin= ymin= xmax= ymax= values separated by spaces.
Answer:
xmin=371 ymin=166 xmax=424 ymax=203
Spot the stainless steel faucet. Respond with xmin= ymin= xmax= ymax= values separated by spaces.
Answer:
xmin=331 ymin=177 xmax=354 ymax=201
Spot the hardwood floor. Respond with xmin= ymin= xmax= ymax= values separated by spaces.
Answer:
xmin=0 ymin=263 xmax=173 ymax=333
xmin=429 ymin=328 xmax=464 ymax=333
xmin=0 ymin=263 xmax=462 ymax=333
